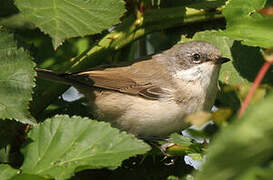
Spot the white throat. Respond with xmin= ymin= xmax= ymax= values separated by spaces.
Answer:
xmin=173 ymin=63 xmax=220 ymax=89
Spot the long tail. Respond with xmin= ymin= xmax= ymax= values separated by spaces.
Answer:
xmin=35 ymin=68 xmax=79 ymax=85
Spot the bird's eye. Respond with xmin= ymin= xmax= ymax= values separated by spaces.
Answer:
xmin=192 ymin=53 xmax=201 ymax=64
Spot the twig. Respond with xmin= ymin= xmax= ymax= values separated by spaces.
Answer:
xmin=238 ymin=58 xmax=273 ymax=118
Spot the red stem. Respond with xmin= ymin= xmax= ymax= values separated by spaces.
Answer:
xmin=238 ymin=60 xmax=273 ymax=118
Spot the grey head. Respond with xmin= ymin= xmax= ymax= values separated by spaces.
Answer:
xmin=153 ymin=41 xmax=230 ymax=86
xmin=154 ymin=41 xmax=230 ymax=71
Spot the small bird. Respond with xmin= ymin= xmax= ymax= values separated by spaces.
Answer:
xmin=36 ymin=41 xmax=230 ymax=137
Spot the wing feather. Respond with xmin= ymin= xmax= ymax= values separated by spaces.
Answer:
xmin=74 ymin=63 xmax=171 ymax=99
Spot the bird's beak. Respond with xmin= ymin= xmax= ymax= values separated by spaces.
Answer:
xmin=217 ymin=57 xmax=230 ymax=64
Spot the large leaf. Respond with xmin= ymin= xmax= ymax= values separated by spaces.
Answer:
xmin=20 ymin=115 xmax=150 ymax=180
xmin=0 ymin=31 xmax=36 ymax=124
xmin=0 ymin=164 xmax=18 ymax=180
xmin=195 ymin=92 xmax=273 ymax=180
xmin=14 ymin=0 xmax=126 ymax=49
xmin=0 ymin=165 xmax=45 ymax=180
xmin=221 ymin=0 xmax=273 ymax=48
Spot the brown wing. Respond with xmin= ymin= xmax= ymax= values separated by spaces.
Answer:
xmin=70 ymin=71 xmax=165 ymax=100
xmin=36 ymin=58 xmax=172 ymax=100
xmin=71 ymin=59 xmax=172 ymax=100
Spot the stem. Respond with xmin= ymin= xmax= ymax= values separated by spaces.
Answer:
xmin=238 ymin=60 xmax=273 ymax=118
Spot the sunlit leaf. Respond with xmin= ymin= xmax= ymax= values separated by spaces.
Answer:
xmin=21 ymin=115 xmax=150 ymax=180
xmin=0 ymin=164 xmax=45 ymax=180
xmin=14 ymin=0 xmax=126 ymax=49
xmin=187 ymin=153 xmax=202 ymax=161
xmin=221 ymin=0 xmax=273 ymax=48
xmin=0 ymin=164 xmax=18 ymax=180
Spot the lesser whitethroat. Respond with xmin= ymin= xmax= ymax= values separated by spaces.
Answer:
xmin=36 ymin=41 xmax=230 ymax=137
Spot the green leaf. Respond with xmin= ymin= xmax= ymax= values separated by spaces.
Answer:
xmin=0 ymin=31 xmax=36 ymax=124
xmin=221 ymin=0 xmax=273 ymax=48
xmin=14 ymin=0 xmax=126 ymax=49
xmin=0 ymin=164 xmax=18 ymax=180
xmin=195 ymin=92 xmax=273 ymax=180
xmin=169 ymin=133 xmax=192 ymax=146
xmin=167 ymin=133 xmax=203 ymax=156
xmin=20 ymin=115 xmax=150 ymax=180
xmin=187 ymin=153 xmax=202 ymax=161
xmin=223 ymin=0 xmax=265 ymax=18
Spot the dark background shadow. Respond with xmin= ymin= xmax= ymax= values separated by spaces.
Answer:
xmin=231 ymin=41 xmax=273 ymax=85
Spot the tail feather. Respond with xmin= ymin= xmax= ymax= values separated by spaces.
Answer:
xmin=35 ymin=68 xmax=79 ymax=86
